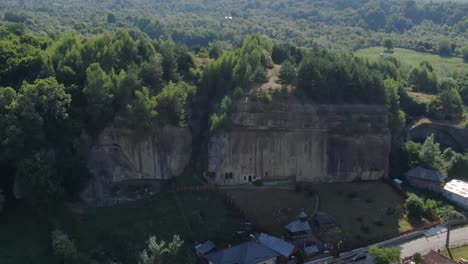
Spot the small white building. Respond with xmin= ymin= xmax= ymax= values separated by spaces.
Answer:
xmin=443 ymin=179 xmax=468 ymax=210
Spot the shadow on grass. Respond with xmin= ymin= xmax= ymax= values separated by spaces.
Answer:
xmin=446 ymin=248 xmax=454 ymax=260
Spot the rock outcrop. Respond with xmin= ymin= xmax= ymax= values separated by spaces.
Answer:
xmin=209 ymin=101 xmax=391 ymax=185
xmin=82 ymin=124 xmax=192 ymax=206
xmin=409 ymin=120 xmax=468 ymax=152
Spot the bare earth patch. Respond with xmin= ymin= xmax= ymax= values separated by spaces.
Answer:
xmin=257 ymin=64 xmax=294 ymax=94
xmin=407 ymin=92 xmax=436 ymax=104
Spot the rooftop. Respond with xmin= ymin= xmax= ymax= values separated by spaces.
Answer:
xmin=195 ymin=240 xmax=216 ymax=256
xmin=205 ymin=241 xmax=280 ymax=264
xmin=258 ymin=233 xmax=296 ymax=257
xmin=444 ymin=179 xmax=468 ymax=198
xmin=285 ymin=219 xmax=311 ymax=233
xmin=422 ymin=250 xmax=457 ymax=264
xmin=404 ymin=166 xmax=447 ymax=183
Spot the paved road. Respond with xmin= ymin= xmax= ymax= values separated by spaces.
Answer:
xmin=397 ymin=226 xmax=468 ymax=257
xmin=308 ymin=226 xmax=468 ymax=264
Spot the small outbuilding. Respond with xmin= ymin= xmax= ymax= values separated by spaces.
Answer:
xmin=404 ymin=166 xmax=447 ymax=193
xmin=195 ymin=240 xmax=216 ymax=256
xmin=443 ymin=179 xmax=468 ymax=210
xmin=285 ymin=212 xmax=311 ymax=238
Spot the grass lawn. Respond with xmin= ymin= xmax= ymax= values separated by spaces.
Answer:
xmin=355 ymin=46 xmax=467 ymax=76
xmin=227 ymin=181 xmax=420 ymax=248
xmin=227 ymin=187 xmax=317 ymax=235
xmin=305 ymin=181 xmax=422 ymax=247
xmin=0 ymin=192 xmax=245 ymax=264
xmin=443 ymin=245 xmax=468 ymax=261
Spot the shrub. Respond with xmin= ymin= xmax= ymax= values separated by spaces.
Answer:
xmin=138 ymin=235 xmax=183 ymax=264
xmin=360 ymin=225 xmax=371 ymax=234
xmin=374 ymin=220 xmax=385 ymax=227
xmin=369 ymin=246 xmax=401 ymax=264
xmin=404 ymin=193 xmax=425 ymax=218
xmin=232 ymin=87 xmax=244 ymax=100
xmin=51 ymin=229 xmax=79 ymax=264
xmin=257 ymin=92 xmax=272 ymax=104
xmin=210 ymin=96 xmax=234 ymax=133
xmin=462 ymin=46 xmax=468 ymax=63
xmin=414 ymin=252 xmax=423 ymax=264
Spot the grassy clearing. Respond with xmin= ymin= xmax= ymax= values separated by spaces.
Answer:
xmin=443 ymin=245 xmax=468 ymax=261
xmin=355 ymin=46 xmax=467 ymax=76
xmin=227 ymin=182 xmax=419 ymax=248
xmin=305 ymin=182 xmax=421 ymax=247
xmin=0 ymin=192 xmax=245 ymax=264
xmin=227 ymin=187 xmax=317 ymax=235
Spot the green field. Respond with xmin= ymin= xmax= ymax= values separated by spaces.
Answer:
xmin=355 ymin=46 xmax=468 ymax=76
xmin=0 ymin=192 xmax=245 ymax=264
xmin=444 ymin=245 xmax=468 ymax=261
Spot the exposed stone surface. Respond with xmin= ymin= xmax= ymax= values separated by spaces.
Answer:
xmin=209 ymin=101 xmax=391 ymax=185
xmin=82 ymin=124 xmax=192 ymax=206
xmin=409 ymin=120 xmax=468 ymax=152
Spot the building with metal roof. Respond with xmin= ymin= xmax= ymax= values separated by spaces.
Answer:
xmin=195 ymin=240 xmax=216 ymax=256
xmin=285 ymin=220 xmax=311 ymax=234
xmin=204 ymin=241 xmax=280 ymax=264
xmin=443 ymin=179 xmax=468 ymax=210
xmin=258 ymin=233 xmax=296 ymax=257
xmin=404 ymin=166 xmax=447 ymax=193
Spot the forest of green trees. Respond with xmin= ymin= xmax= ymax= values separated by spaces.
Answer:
xmin=1 ymin=0 xmax=467 ymax=52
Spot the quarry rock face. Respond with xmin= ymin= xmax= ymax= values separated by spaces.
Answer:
xmin=82 ymin=124 xmax=192 ymax=206
xmin=409 ymin=121 xmax=468 ymax=152
xmin=208 ymin=101 xmax=391 ymax=185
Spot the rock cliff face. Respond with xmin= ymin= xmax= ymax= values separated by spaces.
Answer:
xmin=409 ymin=121 xmax=468 ymax=152
xmin=209 ymin=101 xmax=391 ymax=185
xmin=82 ymin=124 xmax=192 ymax=206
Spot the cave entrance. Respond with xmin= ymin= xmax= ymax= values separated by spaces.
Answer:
xmin=248 ymin=176 xmax=252 ymax=182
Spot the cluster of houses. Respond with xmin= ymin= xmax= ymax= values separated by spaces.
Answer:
xmin=403 ymin=166 xmax=468 ymax=210
xmin=196 ymin=211 xmax=339 ymax=264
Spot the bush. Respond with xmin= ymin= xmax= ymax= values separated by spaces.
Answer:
xmin=369 ymin=246 xmax=401 ymax=264
xmin=257 ymin=92 xmax=272 ymax=104
xmin=210 ymin=112 xmax=231 ymax=133
xmin=51 ymin=229 xmax=79 ymax=264
xmin=232 ymin=87 xmax=244 ymax=100
xmin=462 ymin=46 xmax=468 ymax=63
xmin=427 ymin=89 xmax=463 ymax=121
xmin=404 ymin=193 xmax=425 ymax=218
xmin=424 ymin=199 xmax=464 ymax=222
xmin=210 ymin=96 xmax=234 ymax=133
xmin=414 ymin=252 xmax=423 ymax=264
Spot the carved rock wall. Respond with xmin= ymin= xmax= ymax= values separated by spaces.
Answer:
xmin=82 ymin=124 xmax=192 ymax=206
xmin=208 ymin=101 xmax=391 ymax=185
